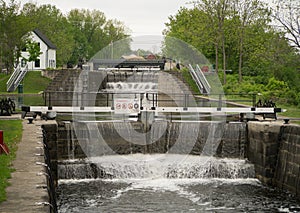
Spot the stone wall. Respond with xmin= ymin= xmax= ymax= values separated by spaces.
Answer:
xmin=41 ymin=69 xmax=61 ymax=80
xmin=274 ymin=125 xmax=300 ymax=195
xmin=42 ymin=123 xmax=58 ymax=184
xmin=247 ymin=122 xmax=281 ymax=184
xmin=247 ymin=121 xmax=300 ymax=197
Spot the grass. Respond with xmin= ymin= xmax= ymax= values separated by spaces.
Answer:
xmin=277 ymin=104 xmax=300 ymax=125
xmin=279 ymin=105 xmax=300 ymax=118
xmin=181 ymin=68 xmax=200 ymax=94
xmin=0 ymin=74 xmax=10 ymax=93
xmin=0 ymin=71 xmax=50 ymax=108
xmin=0 ymin=71 xmax=51 ymax=94
xmin=0 ymin=120 xmax=22 ymax=203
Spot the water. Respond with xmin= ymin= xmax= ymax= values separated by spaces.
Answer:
xmin=65 ymin=121 xmax=75 ymax=160
xmin=56 ymin=154 xmax=300 ymax=212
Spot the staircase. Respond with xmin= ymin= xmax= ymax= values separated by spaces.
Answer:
xmin=45 ymin=70 xmax=81 ymax=92
xmin=158 ymin=71 xmax=194 ymax=107
xmin=188 ymin=64 xmax=211 ymax=94
xmin=6 ymin=64 xmax=29 ymax=92
xmin=44 ymin=70 xmax=81 ymax=106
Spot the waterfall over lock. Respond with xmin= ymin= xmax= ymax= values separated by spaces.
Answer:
xmin=58 ymin=155 xmax=255 ymax=180
xmin=58 ymin=121 xmax=254 ymax=181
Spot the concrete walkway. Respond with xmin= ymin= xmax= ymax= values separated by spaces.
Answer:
xmin=0 ymin=118 xmax=56 ymax=213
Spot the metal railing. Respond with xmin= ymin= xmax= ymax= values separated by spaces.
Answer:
xmin=41 ymin=91 xmax=260 ymax=109
xmin=6 ymin=64 xmax=29 ymax=92
xmin=188 ymin=64 xmax=211 ymax=94
xmin=196 ymin=65 xmax=211 ymax=94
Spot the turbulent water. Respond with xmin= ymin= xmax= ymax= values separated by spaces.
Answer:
xmin=56 ymin=154 xmax=300 ymax=213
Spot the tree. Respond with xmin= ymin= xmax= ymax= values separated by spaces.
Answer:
xmin=0 ymin=0 xmax=29 ymax=73
xmin=67 ymin=9 xmax=130 ymax=65
xmin=0 ymin=1 xmax=130 ymax=70
xmin=164 ymin=7 xmax=216 ymax=65
xmin=273 ymin=0 xmax=300 ymax=49
xmin=21 ymin=3 xmax=75 ymax=67
xmin=195 ymin=0 xmax=232 ymax=84
xmin=23 ymin=39 xmax=42 ymax=69
xmin=232 ymin=0 xmax=270 ymax=83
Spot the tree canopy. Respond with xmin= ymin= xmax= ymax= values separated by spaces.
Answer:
xmin=1 ymin=0 xmax=300 ymax=106
xmin=164 ymin=0 xmax=300 ymax=106
xmin=0 ymin=0 xmax=130 ymax=71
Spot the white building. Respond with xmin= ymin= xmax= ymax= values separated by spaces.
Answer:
xmin=20 ymin=29 xmax=57 ymax=70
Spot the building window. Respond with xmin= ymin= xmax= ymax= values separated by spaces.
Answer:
xmin=35 ymin=59 xmax=40 ymax=68
xmin=49 ymin=60 xmax=56 ymax=68
xmin=21 ymin=59 xmax=27 ymax=68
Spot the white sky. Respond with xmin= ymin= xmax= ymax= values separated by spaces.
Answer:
xmin=17 ymin=0 xmax=193 ymax=36
xmin=10 ymin=0 xmax=273 ymax=52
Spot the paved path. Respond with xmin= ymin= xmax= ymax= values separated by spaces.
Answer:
xmin=0 ymin=118 xmax=56 ymax=213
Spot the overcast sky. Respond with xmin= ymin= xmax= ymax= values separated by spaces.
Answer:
xmin=11 ymin=0 xmax=273 ymax=52
xmin=18 ymin=0 xmax=193 ymax=36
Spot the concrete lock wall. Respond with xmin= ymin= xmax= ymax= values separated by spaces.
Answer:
xmin=247 ymin=121 xmax=300 ymax=197
xmin=41 ymin=121 xmax=247 ymax=183
xmin=43 ymin=121 xmax=246 ymax=160
xmin=42 ymin=120 xmax=300 ymax=198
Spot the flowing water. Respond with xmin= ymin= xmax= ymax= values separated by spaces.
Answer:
xmin=56 ymin=154 xmax=300 ymax=212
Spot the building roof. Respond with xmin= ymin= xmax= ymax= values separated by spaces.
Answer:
xmin=33 ymin=29 xmax=57 ymax=49
xmin=121 ymin=54 xmax=145 ymax=61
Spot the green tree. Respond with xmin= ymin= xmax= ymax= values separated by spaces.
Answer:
xmin=22 ymin=39 xmax=42 ymax=69
xmin=21 ymin=3 xmax=75 ymax=67
xmin=232 ymin=0 xmax=270 ymax=83
xmin=0 ymin=0 xmax=29 ymax=73
xmin=195 ymin=0 xmax=233 ymax=84
xmin=164 ymin=7 xmax=215 ymax=65
xmin=67 ymin=9 xmax=130 ymax=66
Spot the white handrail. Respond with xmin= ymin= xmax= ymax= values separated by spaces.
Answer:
xmin=6 ymin=64 xmax=29 ymax=92
xmin=196 ymin=64 xmax=211 ymax=94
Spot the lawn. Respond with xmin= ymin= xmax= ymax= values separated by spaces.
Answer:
xmin=278 ymin=104 xmax=300 ymax=125
xmin=0 ymin=120 xmax=22 ymax=203
xmin=0 ymin=71 xmax=50 ymax=108
xmin=0 ymin=71 xmax=51 ymax=94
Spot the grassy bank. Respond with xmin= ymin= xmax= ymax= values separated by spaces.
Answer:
xmin=0 ymin=71 xmax=50 ymax=94
xmin=0 ymin=120 xmax=22 ymax=203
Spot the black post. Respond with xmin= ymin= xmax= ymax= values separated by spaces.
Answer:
xmin=44 ymin=92 xmax=47 ymax=106
xmin=252 ymin=94 xmax=256 ymax=107
xmin=184 ymin=94 xmax=188 ymax=111
xmin=111 ymin=93 xmax=114 ymax=110
xmin=106 ymin=93 xmax=109 ymax=107
xmin=48 ymin=92 xmax=51 ymax=107
xmin=218 ymin=94 xmax=222 ymax=111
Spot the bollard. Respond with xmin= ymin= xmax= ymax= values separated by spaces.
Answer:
xmin=0 ymin=130 xmax=10 ymax=155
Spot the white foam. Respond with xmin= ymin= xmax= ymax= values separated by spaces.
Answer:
xmin=85 ymin=154 xmax=255 ymax=179
xmin=107 ymin=178 xmax=260 ymax=204
xmin=58 ymin=153 xmax=258 ymax=205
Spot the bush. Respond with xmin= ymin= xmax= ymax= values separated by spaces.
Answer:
xmin=266 ymin=77 xmax=288 ymax=91
xmin=222 ymin=74 xmax=299 ymax=106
